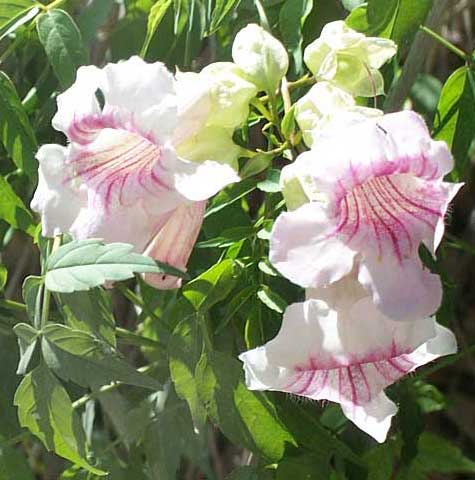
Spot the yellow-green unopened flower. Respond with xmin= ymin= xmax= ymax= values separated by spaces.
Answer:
xmin=304 ymin=21 xmax=397 ymax=97
xmin=295 ymin=82 xmax=382 ymax=147
xmin=232 ymin=23 xmax=289 ymax=95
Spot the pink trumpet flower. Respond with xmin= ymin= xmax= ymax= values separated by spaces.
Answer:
xmin=31 ymin=57 xmax=241 ymax=289
xmin=270 ymin=111 xmax=462 ymax=320
xmin=239 ymin=275 xmax=457 ymax=442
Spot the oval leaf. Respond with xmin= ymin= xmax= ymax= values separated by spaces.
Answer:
xmin=45 ymin=239 xmax=187 ymax=293
xmin=37 ymin=9 xmax=87 ymax=88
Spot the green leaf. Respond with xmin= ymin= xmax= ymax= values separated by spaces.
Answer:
xmin=195 ymin=350 xmax=296 ymax=462
xmin=0 ymin=265 xmax=7 ymax=290
xmin=208 ymin=0 xmax=242 ymax=34
xmin=169 ymin=318 xmax=207 ymax=426
xmin=349 ymin=0 xmax=432 ymax=50
xmin=364 ymin=443 xmax=394 ymax=480
xmin=257 ymin=286 xmax=287 ymax=313
xmin=433 ymin=66 xmax=475 ymax=180
xmin=13 ymin=322 xmax=39 ymax=375
xmin=45 ymin=239 xmax=187 ymax=293
xmin=22 ymin=275 xmax=43 ymax=326
xmin=205 ymin=178 xmax=257 ymax=218
xmin=390 ymin=0 xmax=432 ymax=51
xmin=410 ymin=73 xmax=442 ymax=121
xmin=196 ymin=227 xmax=255 ymax=249
xmin=140 ymin=0 xmax=172 ymax=57
xmin=240 ymin=153 xmax=271 ymax=179
xmin=281 ymin=105 xmax=296 ymax=140
xmin=182 ymin=259 xmax=237 ymax=312
xmin=56 ymin=289 xmax=116 ymax=346
xmin=0 ymin=175 xmax=35 ymax=236
xmin=276 ymin=453 xmax=331 ymax=480
xmin=14 ymin=363 xmax=106 ymax=475
xmin=37 ymin=9 xmax=87 ymax=89
xmin=41 ymin=323 xmax=161 ymax=390
xmin=0 ymin=0 xmax=38 ymax=36
xmin=409 ymin=433 xmax=475 ymax=475
xmin=341 ymin=0 xmax=365 ymax=11
xmin=279 ymin=0 xmax=313 ymax=72
xmin=0 ymin=72 xmax=38 ymax=179
xmin=145 ymin=398 xmax=211 ymax=479
xmin=257 ymin=169 xmax=281 ymax=193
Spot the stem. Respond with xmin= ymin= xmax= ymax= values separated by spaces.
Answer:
xmin=420 ymin=25 xmax=467 ymax=60
xmin=41 ymin=236 xmax=61 ymax=327
xmin=72 ymin=363 xmax=159 ymax=409
xmin=250 ymin=98 xmax=273 ymax=123
xmin=384 ymin=0 xmax=451 ymax=112
xmin=0 ymin=299 xmax=26 ymax=312
xmin=287 ymin=74 xmax=316 ymax=90
xmin=280 ymin=77 xmax=292 ymax=114
xmin=44 ymin=0 xmax=68 ymax=11
xmin=115 ymin=327 xmax=163 ymax=349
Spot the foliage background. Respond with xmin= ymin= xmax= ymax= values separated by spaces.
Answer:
xmin=1 ymin=0 xmax=475 ymax=479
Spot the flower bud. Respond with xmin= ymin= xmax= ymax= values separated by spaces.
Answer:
xmin=232 ymin=24 xmax=289 ymax=94
xmin=304 ymin=21 xmax=396 ymax=97
xmin=295 ymin=82 xmax=382 ymax=147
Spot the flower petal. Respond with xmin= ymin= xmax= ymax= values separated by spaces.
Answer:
xmin=270 ymin=202 xmax=356 ymax=287
xmin=31 ymin=144 xmax=86 ymax=237
xmin=358 ymin=255 xmax=442 ymax=320
xmin=171 ymin=157 xmax=240 ymax=202
xmin=143 ymin=201 xmax=206 ymax=289
xmin=341 ymin=392 xmax=397 ymax=443
xmin=52 ymin=65 xmax=103 ymax=135
xmin=240 ymin=296 xmax=437 ymax=406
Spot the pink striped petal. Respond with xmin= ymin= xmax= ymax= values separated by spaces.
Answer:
xmin=270 ymin=111 xmax=462 ymax=320
xmin=239 ymin=275 xmax=457 ymax=441
xmin=143 ymin=201 xmax=206 ymax=289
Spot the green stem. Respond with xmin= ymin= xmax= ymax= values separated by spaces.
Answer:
xmin=41 ymin=236 xmax=61 ymax=327
xmin=0 ymin=299 xmax=26 ymax=312
xmin=72 ymin=363 xmax=159 ymax=409
xmin=420 ymin=25 xmax=468 ymax=60
xmin=44 ymin=0 xmax=68 ymax=11
xmin=287 ymin=74 xmax=315 ymax=91
xmin=250 ymin=98 xmax=273 ymax=123
xmin=280 ymin=77 xmax=292 ymax=114
xmin=115 ymin=327 xmax=163 ymax=349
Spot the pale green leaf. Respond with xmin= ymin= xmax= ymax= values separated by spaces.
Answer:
xmin=0 ymin=175 xmax=35 ymax=236
xmin=41 ymin=323 xmax=161 ymax=390
xmin=195 ymin=350 xmax=296 ymax=462
xmin=13 ymin=322 xmax=39 ymax=375
xmin=182 ymin=259 xmax=237 ymax=312
xmin=209 ymin=0 xmax=242 ymax=34
xmin=169 ymin=318 xmax=207 ymax=426
xmin=433 ymin=66 xmax=475 ymax=180
xmin=45 ymin=239 xmax=187 ymax=293
xmin=140 ymin=0 xmax=172 ymax=57
xmin=14 ymin=363 xmax=106 ymax=475
xmin=257 ymin=286 xmax=287 ymax=313
xmin=56 ymin=289 xmax=116 ymax=346
xmin=37 ymin=9 xmax=87 ymax=88
xmin=0 ymin=0 xmax=38 ymax=37
xmin=0 ymin=72 xmax=38 ymax=179
xmin=279 ymin=0 xmax=313 ymax=72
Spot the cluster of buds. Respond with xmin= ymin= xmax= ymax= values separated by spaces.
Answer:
xmin=31 ymin=20 xmax=462 ymax=442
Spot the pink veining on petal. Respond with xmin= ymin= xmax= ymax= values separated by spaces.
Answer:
xmin=327 ymin=173 xmax=445 ymax=264
xmin=64 ymin=112 xmax=172 ymax=211
xmin=283 ymin=344 xmax=416 ymax=407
